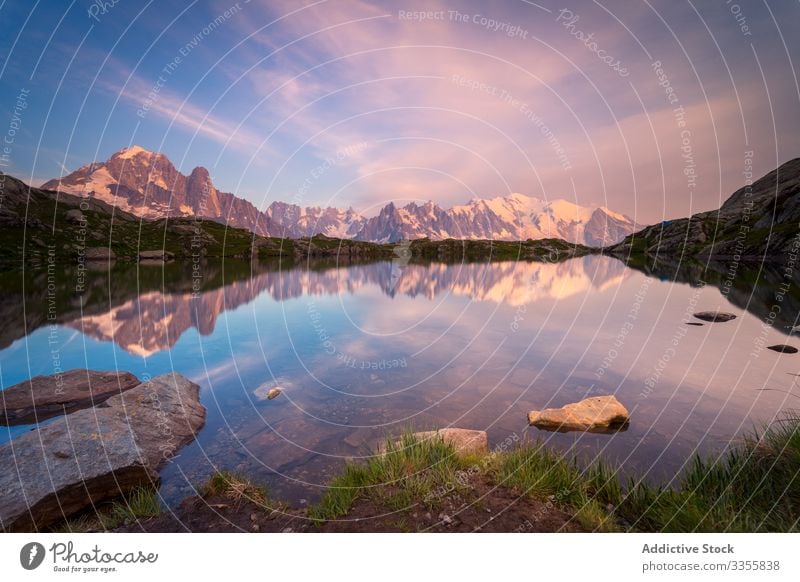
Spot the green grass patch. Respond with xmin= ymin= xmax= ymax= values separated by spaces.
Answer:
xmin=491 ymin=443 xmax=618 ymax=531
xmin=619 ymin=412 xmax=800 ymax=532
xmin=309 ymin=433 xmax=472 ymax=522
xmin=52 ymin=486 xmax=162 ymax=532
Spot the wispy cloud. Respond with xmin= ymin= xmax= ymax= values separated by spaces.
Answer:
xmin=99 ymin=66 xmax=263 ymax=151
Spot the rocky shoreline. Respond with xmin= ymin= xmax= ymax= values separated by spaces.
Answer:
xmin=2 ymin=368 xmax=798 ymax=533
xmin=0 ymin=372 xmax=205 ymax=532
xmin=110 ymin=412 xmax=800 ymax=533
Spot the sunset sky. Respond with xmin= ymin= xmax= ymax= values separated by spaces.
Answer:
xmin=1 ymin=0 xmax=799 ymax=223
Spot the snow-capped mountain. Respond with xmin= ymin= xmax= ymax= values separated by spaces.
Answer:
xmin=44 ymin=146 xmax=641 ymax=246
xmin=42 ymin=145 xmax=269 ymax=234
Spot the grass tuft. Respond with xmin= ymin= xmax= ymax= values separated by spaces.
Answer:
xmin=52 ymin=486 xmax=162 ymax=532
xmin=200 ymin=470 xmax=270 ymax=508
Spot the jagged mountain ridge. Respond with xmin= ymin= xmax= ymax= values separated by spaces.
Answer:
xmin=44 ymin=146 xmax=642 ymax=246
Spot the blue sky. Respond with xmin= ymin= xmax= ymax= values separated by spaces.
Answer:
xmin=1 ymin=0 xmax=799 ymax=222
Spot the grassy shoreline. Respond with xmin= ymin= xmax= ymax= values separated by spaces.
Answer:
xmin=55 ymin=413 xmax=800 ymax=533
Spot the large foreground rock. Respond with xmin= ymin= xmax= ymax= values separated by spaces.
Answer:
xmin=0 ymin=369 xmax=140 ymax=425
xmin=528 ymin=395 xmax=629 ymax=433
xmin=0 ymin=373 xmax=205 ymax=532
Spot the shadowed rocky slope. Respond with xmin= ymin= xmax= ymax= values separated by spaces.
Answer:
xmin=610 ymin=158 xmax=800 ymax=262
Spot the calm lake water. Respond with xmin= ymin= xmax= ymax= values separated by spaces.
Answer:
xmin=1 ymin=255 xmax=799 ymax=504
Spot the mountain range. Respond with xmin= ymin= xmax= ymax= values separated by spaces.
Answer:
xmin=43 ymin=146 xmax=641 ymax=246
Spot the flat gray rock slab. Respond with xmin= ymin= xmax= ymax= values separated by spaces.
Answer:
xmin=1 ymin=369 xmax=140 ymax=425
xmin=0 ymin=373 xmax=205 ymax=532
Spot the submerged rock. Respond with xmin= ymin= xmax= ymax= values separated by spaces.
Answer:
xmin=0 ymin=369 xmax=140 ymax=425
xmin=767 ymin=344 xmax=798 ymax=354
xmin=0 ymin=373 xmax=206 ymax=532
xmin=254 ymin=385 xmax=284 ymax=401
xmin=528 ymin=395 xmax=629 ymax=433
xmin=693 ymin=311 xmax=737 ymax=323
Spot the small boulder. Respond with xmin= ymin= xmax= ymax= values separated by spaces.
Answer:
xmin=64 ymin=209 xmax=85 ymax=224
xmin=139 ymin=250 xmax=173 ymax=261
xmin=254 ymin=385 xmax=284 ymax=401
xmin=767 ymin=344 xmax=798 ymax=354
xmin=84 ymin=247 xmax=116 ymax=261
xmin=528 ymin=395 xmax=629 ymax=433
xmin=693 ymin=311 xmax=736 ymax=323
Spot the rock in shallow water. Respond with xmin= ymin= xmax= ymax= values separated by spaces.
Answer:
xmin=527 ymin=395 xmax=629 ymax=433
xmin=767 ymin=344 xmax=798 ymax=354
xmin=0 ymin=369 xmax=140 ymax=425
xmin=253 ymin=385 xmax=284 ymax=400
xmin=0 ymin=373 xmax=206 ymax=532
xmin=693 ymin=311 xmax=737 ymax=323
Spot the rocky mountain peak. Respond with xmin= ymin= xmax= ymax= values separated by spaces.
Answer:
xmin=112 ymin=145 xmax=154 ymax=160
